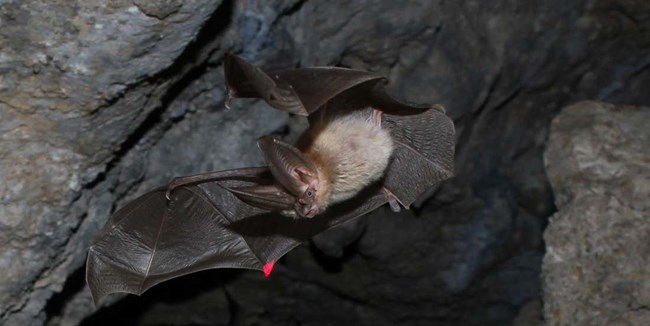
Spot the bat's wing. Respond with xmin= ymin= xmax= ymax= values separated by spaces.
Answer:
xmin=225 ymin=54 xmax=387 ymax=116
xmin=85 ymin=113 xmax=452 ymax=304
xmin=225 ymin=54 xmax=442 ymax=118
xmin=85 ymin=170 xmax=386 ymax=305
xmin=380 ymin=106 xmax=455 ymax=208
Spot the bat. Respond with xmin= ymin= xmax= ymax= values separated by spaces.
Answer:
xmin=85 ymin=54 xmax=455 ymax=305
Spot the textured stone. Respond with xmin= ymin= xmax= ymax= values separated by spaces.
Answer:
xmin=0 ymin=0 xmax=225 ymax=323
xmin=0 ymin=0 xmax=648 ymax=324
xmin=543 ymin=101 xmax=650 ymax=325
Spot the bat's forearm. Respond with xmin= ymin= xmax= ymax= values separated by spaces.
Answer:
xmin=165 ymin=167 xmax=269 ymax=199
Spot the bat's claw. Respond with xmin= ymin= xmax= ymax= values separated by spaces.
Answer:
xmin=225 ymin=88 xmax=237 ymax=110
xmin=165 ymin=178 xmax=182 ymax=201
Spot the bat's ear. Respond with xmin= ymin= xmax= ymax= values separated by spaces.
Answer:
xmin=257 ymin=136 xmax=318 ymax=196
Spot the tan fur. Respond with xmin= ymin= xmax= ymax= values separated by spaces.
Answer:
xmin=298 ymin=112 xmax=394 ymax=210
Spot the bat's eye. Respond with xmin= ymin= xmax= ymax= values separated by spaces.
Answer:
xmin=307 ymin=190 xmax=314 ymax=197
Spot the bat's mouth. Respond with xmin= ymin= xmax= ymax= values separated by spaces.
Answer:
xmin=295 ymin=201 xmax=318 ymax=218
xmin=303 ymin=207 xmax=318 ymax=218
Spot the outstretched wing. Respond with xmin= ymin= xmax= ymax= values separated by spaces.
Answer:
xmin=86 ymin=170 xmax=387 ymax=305
xmin=226 ymin=54 xmax=388 ymax=116
xmin=86 ymin=185 xmax=259 ymax=305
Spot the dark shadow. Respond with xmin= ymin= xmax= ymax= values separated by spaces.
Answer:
xmin=44 ymin=265 xmax=87 ymax=319
xmin=309 ymin=231 xmax=364 ymax=273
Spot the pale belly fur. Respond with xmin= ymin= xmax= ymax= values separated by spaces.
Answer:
xmin=305 ymin=113 xmax=394 ymax=206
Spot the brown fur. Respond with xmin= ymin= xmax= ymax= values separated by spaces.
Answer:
xmin=298 ymin=112 xmax=394 ymax=210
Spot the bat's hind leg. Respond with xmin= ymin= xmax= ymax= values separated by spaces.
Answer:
xmin=382 ymin=187 xmax=405 ymax=212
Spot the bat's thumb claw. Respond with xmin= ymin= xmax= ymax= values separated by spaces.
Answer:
xmin=225 ymin=88 xmax=237 ymax=110
xmin=165 ymin=178 xmax=183 ymax=201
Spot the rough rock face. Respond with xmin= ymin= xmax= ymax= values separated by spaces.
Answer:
xmin=0 ymin=0 xmax=226 ymax=324
xmin=0 ymin=0 xmax=648 ymax=325
xmin=543 ymin=101 xmax=650 ymax=325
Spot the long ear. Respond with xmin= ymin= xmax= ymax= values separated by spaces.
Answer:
xmin=225 ymin=54 xmax=384 ymax=116
xmin=257 ymin=136 xmax=318 ymax=196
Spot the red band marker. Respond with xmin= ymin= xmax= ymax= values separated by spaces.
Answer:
xmin=262 ymin=260 xmax=275 ymax=277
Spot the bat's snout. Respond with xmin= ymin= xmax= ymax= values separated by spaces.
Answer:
xmin=295 ymin=199 xmax=318 ymax=218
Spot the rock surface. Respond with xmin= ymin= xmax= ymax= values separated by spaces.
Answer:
xmin=543 ymin=101 xmax=650 ymax=325
xmin=0 ymin=0 xmax=648 ymax=325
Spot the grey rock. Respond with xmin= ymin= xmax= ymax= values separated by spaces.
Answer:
xmin=133 ymin=0 xmax=183 ymax=20
xmin=543 ymin=101 xmax=650 ymax=325
xmin=0 ymin=0 xmax=648 ymax=324
xmin=0 ymin=0 xmax=224 ymax=323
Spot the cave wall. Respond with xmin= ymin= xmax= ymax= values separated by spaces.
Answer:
xmin=543 ymin=102 xmax=650 ymax=325
xmin=0 ymin=0 xmax=648 ymax=325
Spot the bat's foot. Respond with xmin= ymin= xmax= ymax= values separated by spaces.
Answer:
xmin=383 ymin=187 xmax=405 ymax=212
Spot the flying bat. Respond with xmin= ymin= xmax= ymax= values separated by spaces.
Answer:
xmin=85 ymin=54 xmax=455 ymax=305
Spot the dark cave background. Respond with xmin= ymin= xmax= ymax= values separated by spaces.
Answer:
xmin=0 ymin=0 xmax=647 ymax=325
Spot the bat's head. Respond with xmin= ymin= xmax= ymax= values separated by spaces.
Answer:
xmin=294 ymin=187 xmax=319 ymax=217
